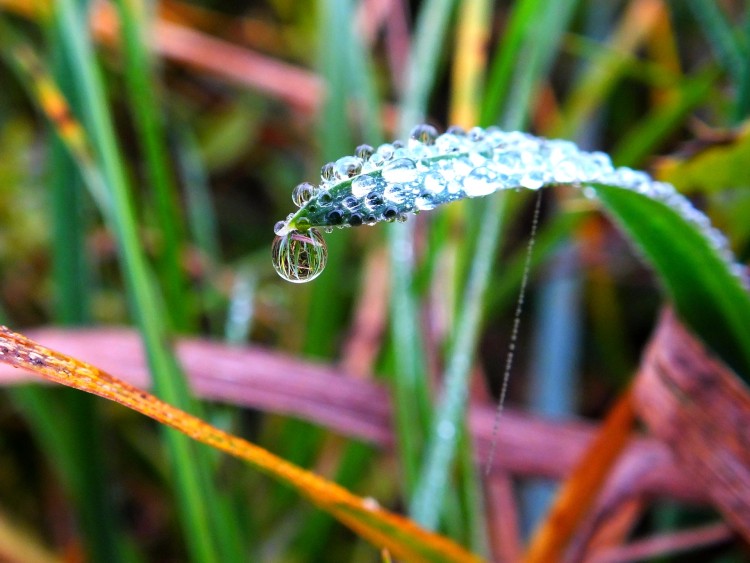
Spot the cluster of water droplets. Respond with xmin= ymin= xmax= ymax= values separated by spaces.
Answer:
xmin=272 ymin=124 xmax=743 ymax=283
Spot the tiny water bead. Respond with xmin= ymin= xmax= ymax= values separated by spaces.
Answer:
xmin=272 ymin=123 xmax=743 ymax=283
xmin=271 ymin=228 xmax=327 ymax=283
xmin=334 ymin=156 xmax=363 ymax=178
xmin=355 ymin=144 xmax=374 ymax=160
xmin=321 ymin=162 xmax=336 ymax=183
xmin=409 ymin=123 xmax=439 ymax=145
xmin=382 ymin=158 xmax=418 ymax=184
xmin=464 ymin=166 xmax=499 ymax=197
xmin=292 ymin=182 xmax=316 ymax=207
xmin=352 ymin=174 xmax=377 ymax=197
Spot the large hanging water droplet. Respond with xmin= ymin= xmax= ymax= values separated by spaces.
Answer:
xmin=272 ymin=228 xmax=327 ymax=283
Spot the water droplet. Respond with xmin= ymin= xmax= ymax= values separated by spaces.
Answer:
xmin=435 ymin=133 xmax=464 ymax=153
xmin=273 ymin=221 xmax=286 ymax=234
xmin=589 ymin=152 xmax=614 ymax=176
xmin=383 ymin=207 xmax=398 ymax=220
xmin=409 ymin=124 xmax=439 ymax=145
xmin=363 ymin=497 xmax=380 ymax=511
xmin=496 ymin=151 xmax=523 ymax=173
xmin=416 ymin=192 xmax=437 ymax=210
xmin=342 ymin=196 xmax=359 ymax=210
xmin=272 ymin=229 xmax=327 ymax=283
xmin=365 ymin=192 xmax=384 ymax=209
xmin=292 ymin=182 xmax=316 ymax=207
xmin=376 ymin=143 xmax=395 ymax=161
xmin=326 ymin=209 xmax=343 ymax=225
xmin=384 ymin=184 xmax=406 ymax=203
xmin=555 ymin=157 xmax=581 ymax=183
xmin=471 ymin=141 xmax=494 ymax=163
xmin=355 ymin=144 xmax=374 ymax=160
xmin=382 ymin=158 xmax=418 ymax=183
xmin=334 ymin=156 xmax=363 ymax=178
xmin=464 ymin=166 xmax=498 ymax=197
xmin=352 ymin=175 xmax=377 ymax=197
xmin=437 ymin=420 xmax=456 ymax=439
xmin=423 ymin=171 xmax=447 ymax=194
xmin=520 ymin=170 xmax=545 ymax=190
xmin=368 ymin=152 xmax=385 ymax=167
xmin=349 ymin=213 xmax=363 ymax=226
xmin=468 ymin=127 xmax=485 ymax=141
xmin=446 ymin=125 xmax=466 ymax=136
xmin=295 ymin=216 xmax=311 ymax=230
xmin=318 ymin=191 xmax=333 ymax=205
xmin=321 ymin=162 xmax=336 ymax=182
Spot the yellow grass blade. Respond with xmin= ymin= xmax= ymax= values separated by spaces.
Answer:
xmin=0 ymin=326 xmax=484 ymax=563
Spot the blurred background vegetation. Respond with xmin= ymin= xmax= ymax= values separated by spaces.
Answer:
xmin=0 ymin=0 xmax=749 ymax=561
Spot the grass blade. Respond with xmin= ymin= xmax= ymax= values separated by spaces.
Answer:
xmin=113 ymin=0 xmax=190 ymax=331
xmin=686 ymin=0 xmax=747 ymax=121
xmin=389 ymin=0 xmax=459 ymax=497
xmin=410 ymin=0 xmax=580 ymax=531
xmin=525 ymin=389 xmax=636 ymax=562
xmin=0 ymin=327 xmax=486 ymax=563
xmin=592 ymin=183 xmax=750 ymax=379
xmin=480 ymin=0 xmax=544 ymax=125
xmin=42 ymin=3 xmax=232 ymax=560
xmin=611 ymin=68 xmax=718 ymax=166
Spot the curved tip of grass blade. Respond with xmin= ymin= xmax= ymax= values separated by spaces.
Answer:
xmin=590 ymin=183 xmax=750 ymax=380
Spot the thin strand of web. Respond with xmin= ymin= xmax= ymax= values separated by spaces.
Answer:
xmin=485 ymin=189 xmax=543 ymax=475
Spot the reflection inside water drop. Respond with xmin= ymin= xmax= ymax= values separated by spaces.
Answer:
xmin=272 ymin=228 xmax=327 ymax=283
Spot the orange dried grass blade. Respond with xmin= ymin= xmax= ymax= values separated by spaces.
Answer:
xmin=0 ymin=326 xmax=484 ymax=563
xmin=7 ymin=41 xmax=93 ymax=168
xmin=524 ymin=387 xmax=636 ymax=563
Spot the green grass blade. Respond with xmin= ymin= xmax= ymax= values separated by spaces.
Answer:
xmin=113 ymin=0 xmax=190 ymax=332
xmin=398 ymin=0 xmax=457 ymax=132
xmin=410 ymin=0 xmax=580 ymax=530
xmin=1 ymin=12 xmax=126 ymax=562
xmin=49 ymin=2 xmax=230 ymax=561
xmin=611 ymin=68 xmax=718 ymax=166
xmin=409 ymin=193 xmax=508 ymax=529
xmin=501 ymin=0 xmax=580 ymax=128
xmin=291 ymin=2 xmax=390 ymax=556
xmin=480 ymin=0 xmax=544 ymax=125
xmin=686 ymin=0 xmax=746 ymax=101
xmin=176 ymin=128 xmax=221 ymax=265
xmin=593 ymin=183 xmax=750 ymax=379
xmin=389 ymin=0 xmax=459 ymax=496
xmin=737 ymin=11 xmax=750 ymax=119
